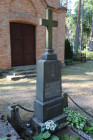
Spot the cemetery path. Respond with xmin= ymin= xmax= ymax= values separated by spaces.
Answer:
xmin=0 ymin=60 xmax=93 ymax=121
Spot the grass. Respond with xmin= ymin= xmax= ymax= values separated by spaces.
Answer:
xmin=62 ymin=61 xmax=93 ymax=76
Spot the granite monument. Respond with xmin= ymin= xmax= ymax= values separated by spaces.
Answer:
xmin=31 ymin=9 xmax=67 ymax=131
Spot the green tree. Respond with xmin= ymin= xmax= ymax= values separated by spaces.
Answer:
xmin=65 ymin=39 xmax=73 ymax=59
xmin=80 ymin=0 xmax=84 ymax=51
xmin=65 ymin=0 xmax=93 ymax=51
xmin=74 ymin=0 xmax=81 ymax=54
xmin=89 ymin=15 xmax=93 ymax=50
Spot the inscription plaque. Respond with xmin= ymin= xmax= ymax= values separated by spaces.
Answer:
xmin=47 ymin=103 xmax=62 ymax=111
xmin=45 ymin=81 xmax=61 ymax=98
xmin=45 ymin=61 xmax=61 ymax=82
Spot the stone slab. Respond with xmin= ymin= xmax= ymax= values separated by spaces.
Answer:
xmin=34 ymin=97 xmax=64 ymax=122
xmin=31 ymin=113 xmax=67 ymax=133
xmin=61 ymin=63 xmax=65 ymax=68
xmin=63 ymin=92 xmax=68 ymax=108
xmin=0 ymin=112 xmax=22 ymax=140
xmin=41 ymin=52 xmax=57 ymax=60
xmin=6 ymin=73 xmax=36 ymax=81
xmin=57 ymin=126 xmax=85 ymax=140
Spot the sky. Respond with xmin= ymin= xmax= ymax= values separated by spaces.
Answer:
xmin=61 ymin=0 xmax=78 ymax=13
xmin=70 ymin=0 xmax=78 ymax=13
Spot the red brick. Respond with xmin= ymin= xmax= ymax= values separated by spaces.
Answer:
xmin=0 ymin=0 xmax=66 ymax=69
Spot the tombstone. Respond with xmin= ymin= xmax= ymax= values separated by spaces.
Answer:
xmin=31 ymin=9 xmax=67 ymax=132
xmin=89 ymin=40 xmax=93 ymax=51
xmin=0 ymin=112 xmax=22 ymax=140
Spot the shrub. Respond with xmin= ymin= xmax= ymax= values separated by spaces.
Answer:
xmin=65 ymin=59 xmax=73 ymax=65
xmin=73 ymin=53 xmax=81 ymax=61
xmin=65 ymin=39 xmax=73 ymax=59
xmin=86 ymin=51 xmax=93 ymax=60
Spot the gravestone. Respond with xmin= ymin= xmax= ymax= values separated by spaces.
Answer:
xmin=31 ymin=9 xmax=67 ymax=131
xmin=0 ymin=112 xmax=21 ymax=140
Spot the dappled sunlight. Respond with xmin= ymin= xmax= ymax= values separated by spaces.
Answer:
xmin=85 ymin=72 xmax=93 ymax=75
xmin=62 ymin=61 xmax=93 ymax=97
xmin=62 ymin=80 xmax=93 ymax=95
xmin=0 ymin=61 xmax=93 ymax=119
xmin=0 ymin=85 xmax=36 ymax=91
xmin=0 ymin=77 xmax=36 ymax=117
xmin=62 ymin=75 xmax=91 ymax=80
xmin=0 ymin=78 xmax=36 ymax=91
xmin=69 ymin=95 xmax=93 ymax=110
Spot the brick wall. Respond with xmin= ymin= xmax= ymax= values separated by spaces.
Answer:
xmin=0 ymin=0 xmax=66 ymax=69
xmin=46 ymin=0 xmax=60 ymax=7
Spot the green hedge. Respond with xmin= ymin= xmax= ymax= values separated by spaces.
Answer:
xmin=65 ymin=39 xmax=73 ymax=59
xmin=65 ymin=59 xmax=73 ymax=65
xmin=86 ymin=51 xmax=93 ymax=60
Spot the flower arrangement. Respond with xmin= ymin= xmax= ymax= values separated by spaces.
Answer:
xmin=33 ymin=119 xmax=80 ymax=140
xmin=33 ymin=120 xmax=59 ymax=140
xmin=41 ymin=120 xmax=58 ymax=132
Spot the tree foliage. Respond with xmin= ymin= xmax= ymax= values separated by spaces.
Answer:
xmin=66 ymin=0 xmax=93 ymax=50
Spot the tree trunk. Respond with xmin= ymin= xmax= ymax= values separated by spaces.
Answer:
xmin=80 ymin=0 xmax=84 ymax=52
xmin=65 ymin=24 xmax=70 ymax=39
xmin=89 ymin=15 xmax=93 ymax=51
xmin=74 ymin=0 xmax=81 ymax=54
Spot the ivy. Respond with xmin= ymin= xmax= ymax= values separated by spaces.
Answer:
xmin=43 ymin=131 xmax=51 ymax=139
xmin=33 ymin=120 xmax=60 ymax=140
xmin=64 ymin=107 xmax=93 ymax=134
xmin=64 ymin=107 xmax=88 ymax=130
xmin=85 ymin=122 xmax=93 ymax=133
xmin=0 ymin=138 xmax=8 ymax=140
xmin=50 ymin=136 xmax=59 ymax=140
xmin=33 ymin=132 xmax=45 ymax=140
xmin=61 ymin=134 xmax=70 ymax=140
xmin=33 ymin=118 xmax=80 ymax=140
xmin=33 ymin=131 xmax=59 ymax=140
xmin=61 ymin=134 xmax=80 ymax=140
xmin=33 ymin=133 xmax=80 ymax=140
xmin=71 ymin=136 xmax=80 ymax=140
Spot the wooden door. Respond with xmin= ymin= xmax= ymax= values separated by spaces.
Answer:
xmin=10 ymin=23 xmax=36 ymax=67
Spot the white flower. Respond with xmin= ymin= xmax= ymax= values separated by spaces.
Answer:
xmin=50 ymin=120 xmax=55 ymax=125
xmin=46 ymin=124 xmax=50 ymax=130
xmin=45 ymin=122 xmax=49 ymax=126
xmin=45 ymin=120 xmax=57 ymax=131
xmin=54 ymin=123 xmax=57 ymax=128
xmin=45 ymin=120 xmax=53 ymax=125
xmin=50 ymin=125 xmax=56 ymax=131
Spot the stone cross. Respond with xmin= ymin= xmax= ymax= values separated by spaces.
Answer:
xmin=40 ymin=9 xmax=58 ymax=52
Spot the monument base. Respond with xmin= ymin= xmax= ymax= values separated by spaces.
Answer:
xmin=30 ymin=113 xmax=67 ymax=134
xmin=41 ymin=52 xmax=57 ymax=60
xmin=34 ymin=97 xmax=64 ymax=122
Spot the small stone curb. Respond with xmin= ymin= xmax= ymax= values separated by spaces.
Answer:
xmin=6 ymin=73 xmax=36 ymax=81
xmin=70 ymin=125 xmax=93 ymax=140
xmin=0 ymin=113 xmax=22 ymax=140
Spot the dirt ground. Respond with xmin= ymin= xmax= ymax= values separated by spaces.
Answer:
xmin=62 ymin=60 xmax=93 ymax=121
xmin=0 ymin=60 xmax=93 ymax=121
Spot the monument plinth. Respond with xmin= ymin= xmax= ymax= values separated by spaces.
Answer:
xmin=31 ymin=9 xmax=67 ymax=132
